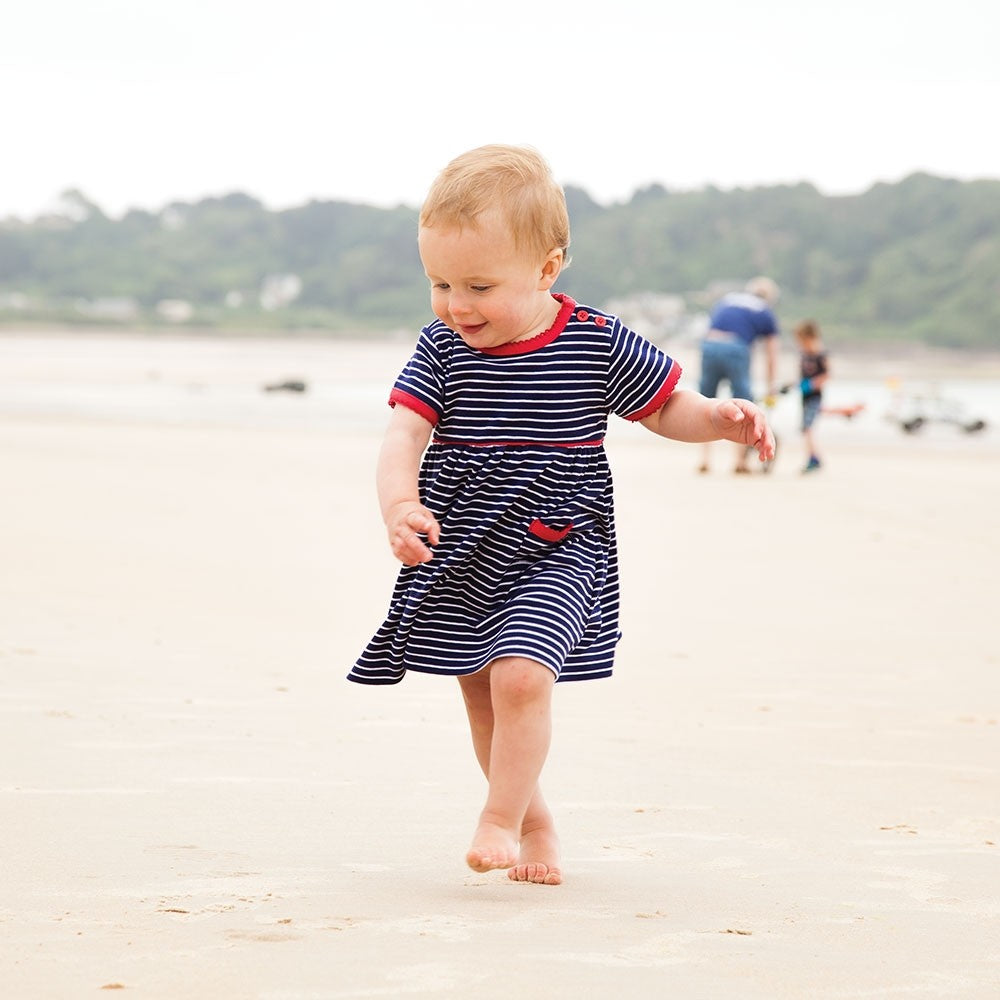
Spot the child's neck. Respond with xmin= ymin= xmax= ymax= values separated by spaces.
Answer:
xmin=512 ymin=292 xmax=560 ymax=343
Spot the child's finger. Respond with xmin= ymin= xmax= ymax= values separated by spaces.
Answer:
xmin=395 ymin=533 xmax=433 ymax=566
xmin=755 ymin=424 xmax=776 ymax=460
xmin=426 ymin=518 xmax=441 ymax=546
xmin=407 ymin=510 xmax=440 ymax=545
xmin=404 ymin=546 xmax=433 ymax=566
xmin=392 ymin=511 xmax=439 ymax=565
xmin=719 ymin=399 xmax=746 ymax=422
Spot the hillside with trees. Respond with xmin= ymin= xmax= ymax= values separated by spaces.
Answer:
xmin=1 ymin=173 xmax=997 ymax=348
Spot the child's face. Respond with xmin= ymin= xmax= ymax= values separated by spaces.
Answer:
xmin=418 ymin=212 xmax=561 ymax=351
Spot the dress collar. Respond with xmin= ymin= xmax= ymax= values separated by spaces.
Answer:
xmin=478 ymin=293 xmax=577 ymax=356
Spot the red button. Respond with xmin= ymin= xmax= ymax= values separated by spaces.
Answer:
xmin=576 ymin=309 xmax=589 ymax=321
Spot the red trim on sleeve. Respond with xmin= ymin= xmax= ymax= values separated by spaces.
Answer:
xmin=388 ymin=388 xmax=439 ymax=426
xmin=625 ymin=360 xmax=683 ymax=422
xmin=529 ymin=519 xmax=573 ymax=542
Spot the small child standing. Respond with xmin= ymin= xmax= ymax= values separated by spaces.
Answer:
xmin=349 ymin=145 xmax=775 ymax=885
xmin=794 ymin=320 xmax=829 ymax=472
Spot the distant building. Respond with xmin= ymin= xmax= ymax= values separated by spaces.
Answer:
xmin=259 ymin=273 xmax=303 ymax=311
xmin=74 ymin=297 xmax=139 ymax=320
xmin=155 ymin=299 xmax=194 ymax=322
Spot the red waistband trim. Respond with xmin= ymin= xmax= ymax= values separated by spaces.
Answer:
xmin=432 ymin=437 xmax=604 ymax=448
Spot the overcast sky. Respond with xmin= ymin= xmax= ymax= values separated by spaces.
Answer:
xmin=4 ymin=0 xmax=997 ymax=219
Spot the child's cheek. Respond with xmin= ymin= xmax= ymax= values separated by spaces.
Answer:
xmin=429 ymin=292 xmax=450 ymax=327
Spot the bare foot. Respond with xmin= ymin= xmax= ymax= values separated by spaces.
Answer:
xmin=508 ymin=826 xmax=562 ymax=885
xmin=466 ymin=820 xmax=519 ymax=873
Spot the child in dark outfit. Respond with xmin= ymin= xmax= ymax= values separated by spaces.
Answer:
xmin=795 ymin=319 xmax=829 ymax=472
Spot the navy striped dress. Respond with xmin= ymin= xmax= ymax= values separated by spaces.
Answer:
xmin=349 ymin=294 xmax=681 ymax=685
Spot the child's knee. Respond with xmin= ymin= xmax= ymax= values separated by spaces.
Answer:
xmin=489 ymin=656 xmax=553 ymax=705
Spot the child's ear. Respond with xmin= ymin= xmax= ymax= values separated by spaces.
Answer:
xmin=538 ymin=249 xmax=563 ymax=290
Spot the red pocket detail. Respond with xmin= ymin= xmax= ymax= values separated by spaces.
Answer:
xmin=528 ymin=519 xmax=573 ymax=542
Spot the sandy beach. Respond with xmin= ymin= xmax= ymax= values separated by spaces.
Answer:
xmin=1 ymin=334 xmax=998 ymax=999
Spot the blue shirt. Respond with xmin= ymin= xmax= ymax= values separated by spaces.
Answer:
xmin=709 ymin=292 xmax=779 ymax=346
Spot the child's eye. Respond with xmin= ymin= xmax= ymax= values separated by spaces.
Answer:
xmin=432 ymin=281 xmax=450 ymax=291
xmin=470 ymin=285 xmax=491 ymax=293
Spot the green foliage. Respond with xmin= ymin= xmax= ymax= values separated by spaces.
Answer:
xmin=1 ymin=175 xmax=998 ymax=348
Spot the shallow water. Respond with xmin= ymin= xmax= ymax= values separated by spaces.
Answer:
xmin=0 ymin=331 xmax=996 ymax=454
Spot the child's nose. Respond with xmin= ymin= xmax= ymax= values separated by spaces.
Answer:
xmin=449 ymin=291 xmax=473 ymax=317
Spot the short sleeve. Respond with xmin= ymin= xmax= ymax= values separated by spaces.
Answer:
xmin=606 ymin=319 xmax=682 ymax=421
xmin=760 ymin=308 xmax=779 ymax=337
xmin=388 ymin=326 xmax=446 ymax=426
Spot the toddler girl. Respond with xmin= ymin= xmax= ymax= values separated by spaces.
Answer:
xmin=349 ymin=145 xmax=774 ymax=884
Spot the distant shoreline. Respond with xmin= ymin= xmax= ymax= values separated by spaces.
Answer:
xmin=3 ymin=322 xmax=999 ymax=380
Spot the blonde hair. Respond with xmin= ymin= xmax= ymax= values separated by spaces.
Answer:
xmin=746 ymin=275 xmax=780 ymax=305
xmin=420 ymin=144 xmax=571 ymax=266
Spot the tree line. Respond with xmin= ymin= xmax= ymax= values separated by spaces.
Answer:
xmin=1 ymin=172 xmax=997 ymax=348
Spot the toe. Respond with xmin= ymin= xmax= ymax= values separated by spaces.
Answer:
xmin=508 ymin=863 xmax=561 ymax=885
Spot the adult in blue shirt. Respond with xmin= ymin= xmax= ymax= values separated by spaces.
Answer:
xmin=698 ymin=276 xmax=780 ymax=474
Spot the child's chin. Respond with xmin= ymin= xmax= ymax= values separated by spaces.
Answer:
xmin=458 ymin=330 xmax=497 ymax=349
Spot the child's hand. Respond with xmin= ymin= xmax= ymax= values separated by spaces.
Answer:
xmin=712 ymin=399 xmax=776 ymax=464
xmin=385 ymin=501 xmax=441 ymax=566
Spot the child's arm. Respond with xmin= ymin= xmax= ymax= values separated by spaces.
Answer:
xmin=808 ymin=356 xmax=831 ymax=392
xmin=639 ymin=389 xmax=776 ymax=463
xmin=377 ymin=405 xmax=441 ymax=565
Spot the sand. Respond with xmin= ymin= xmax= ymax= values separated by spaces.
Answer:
xmin=1 ymin=336 xmax=998 ymax=999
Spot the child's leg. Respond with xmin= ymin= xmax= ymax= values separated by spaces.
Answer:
xmin=804 ymin=425 xmax=817 ymax=458
xmin=802 ymin=399 xmax=821 ymax=468
xmin=458 ymin=657 xmax=561 ymax=883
